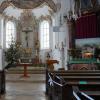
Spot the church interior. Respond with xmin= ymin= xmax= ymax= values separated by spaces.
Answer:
xmin=0 ymin=0 xmax=100 ymax=100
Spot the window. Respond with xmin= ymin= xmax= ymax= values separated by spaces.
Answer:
xmin=40 ymin=21 xmax=50 ymax=49
xmin=6 ymin=21 xmax=16 ymax=48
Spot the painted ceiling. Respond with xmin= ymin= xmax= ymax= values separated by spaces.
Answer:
xmin=0 ymin=0 xmax=58 ymax=19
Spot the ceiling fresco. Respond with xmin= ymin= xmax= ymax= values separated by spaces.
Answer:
xmin=0 ymin=0 xmax=57 ymax=14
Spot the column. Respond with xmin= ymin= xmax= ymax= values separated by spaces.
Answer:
xmin=67 ymin=18 xmax=76 ymax=49
xmin=0 ymin=15 xmax=3 ymax=70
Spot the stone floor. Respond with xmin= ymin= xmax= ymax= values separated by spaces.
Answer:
xmin=1 ymin=74 xmax=48 ymax=100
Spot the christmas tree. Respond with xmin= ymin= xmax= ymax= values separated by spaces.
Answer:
xmin=5 ymin=40 xmax=21 ymax=65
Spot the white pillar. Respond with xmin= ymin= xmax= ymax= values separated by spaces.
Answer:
xmin=0 ymin=16 xmax=5 ymax=70
xmin=0 ymin=49 xmax=3 ymax=70
xmin=0 ymin=16 xmax=5 ymax=49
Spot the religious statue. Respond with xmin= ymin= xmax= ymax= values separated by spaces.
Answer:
xmin=34 ymin=40 xmax=40 ymax=59
xmin=35 ymin=40 xmax=40 ymax=50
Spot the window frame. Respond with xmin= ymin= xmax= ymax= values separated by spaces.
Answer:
xmin=40 ymin=20 xmax=50 ymax=50
xmin=6 ymin=21 xmax=16 ymax=48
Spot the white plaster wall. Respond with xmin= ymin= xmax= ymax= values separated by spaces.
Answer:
xmin=0 ymin=49 xmax=3 ymax=70
xmin=50 ymin=0 xmax=71 ymax=70
xmin=0 ymin=18 xmax=2 ymax=70
xmin=52 ymin=49 xmax=61 ymax=70
xmin=0 ymin=17 xmax=5 ymax=70
xmin=39 ymin=22 xmax=53 ymax=63
xmin=1 ymin=18 xmax=6 ymax=49
xmin=98 ymin=0 xmax=100 ymax=4
xmin=37 ymin=0 xmax=71 ymax=70
xmin=0 ymin=0 xmax=4 ymax=4
xmin=0 ymin=18 xmax=2 ymax=47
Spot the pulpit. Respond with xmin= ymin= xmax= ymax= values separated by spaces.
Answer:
xmin=46 ymin=60 xmax=59 ymax=70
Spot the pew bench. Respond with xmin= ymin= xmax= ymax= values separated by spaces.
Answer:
xmin=46 ymin=70 xmax=100 ymax=99
xmin=47 ymin=72 xmax=94 ymax=100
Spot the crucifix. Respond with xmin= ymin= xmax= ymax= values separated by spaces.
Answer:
xmin=22 ymin=28 xmax=33 ymax=48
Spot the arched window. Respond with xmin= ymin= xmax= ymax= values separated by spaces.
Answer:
xmin=40 ymin=21 xmax=50 ymax=49
xmin=6 ymin=21 xmax=16 ymax=48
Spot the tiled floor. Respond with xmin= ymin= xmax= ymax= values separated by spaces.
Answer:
xmin=1 ymin=74 xmax=48 ymax=100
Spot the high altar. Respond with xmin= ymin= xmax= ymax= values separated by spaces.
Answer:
xmin=17 ymin=10 xmax=39 ymax=62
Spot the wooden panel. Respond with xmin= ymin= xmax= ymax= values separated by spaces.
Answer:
xmin=47 ymin=70 xmax=100 ymax=98
xmin=0 ymin=70 xmax=6 ymax=95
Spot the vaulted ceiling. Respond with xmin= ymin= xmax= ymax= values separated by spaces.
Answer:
xmin=0 ymin=0 xmax=58 ymax=19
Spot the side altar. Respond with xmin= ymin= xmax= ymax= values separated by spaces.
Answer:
xmin=67 ymin=48 xmax=100 ymax=70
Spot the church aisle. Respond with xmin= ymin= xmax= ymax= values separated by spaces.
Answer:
xmin=1 ymin=74 xmax=48 ymax=100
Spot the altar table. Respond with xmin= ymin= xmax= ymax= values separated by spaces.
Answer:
xmin=17 ymin=63 xmax=33 ymax=78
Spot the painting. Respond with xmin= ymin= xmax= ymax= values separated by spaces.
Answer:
xmin=91 ymin=0 xmax=98 ymax=6
xmin=80 ymin=0 xmax=92 ymax=9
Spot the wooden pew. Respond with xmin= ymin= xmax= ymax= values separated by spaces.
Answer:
xmin=0 ymin=70 xmax=6 ymax=95
xmin=46 ymin=70 xmax=100 ymax=99
xmin=48 ymin=72 xmax=94 ymax=100
xmin=48 ymin=73 xmax=78 ymax=100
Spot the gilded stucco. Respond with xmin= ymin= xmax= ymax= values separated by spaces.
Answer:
xmin=0 ymin=0 xmax=57 ymax=13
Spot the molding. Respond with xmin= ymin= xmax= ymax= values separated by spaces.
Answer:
xmin=0 ymin=1 xmax=11 ymax=13
xmin=38 ymin=15 xmax=52 ymax=24
xmin=0 ymin=0 xmax=57 ymax=13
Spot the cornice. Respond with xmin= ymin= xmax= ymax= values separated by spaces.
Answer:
xmin=38 ymin=15 xmax=52 ymax=25
xmin=0 ymin=0 xmax=57 ymax=13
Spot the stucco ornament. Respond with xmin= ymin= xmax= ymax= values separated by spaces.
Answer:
xmin=0 ymin=0 xmax=57 ymax=13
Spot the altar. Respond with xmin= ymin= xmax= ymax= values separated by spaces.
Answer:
xmin=68 ymin=58 xmax=99 ymax=70
xmin=67 ymin=48 xmax=100 ymax=70
xmin=17 ymin=63 xmax=33 ymax=77
xmin=17 ymin=10 xmax=39 ymax=60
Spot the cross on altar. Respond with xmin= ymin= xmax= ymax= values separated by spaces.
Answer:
xmin=22 ymin=28 xmax=33 ymax=47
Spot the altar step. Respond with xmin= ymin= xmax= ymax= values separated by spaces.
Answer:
xmin=6 ymin=66 xmax=46 ymax=74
